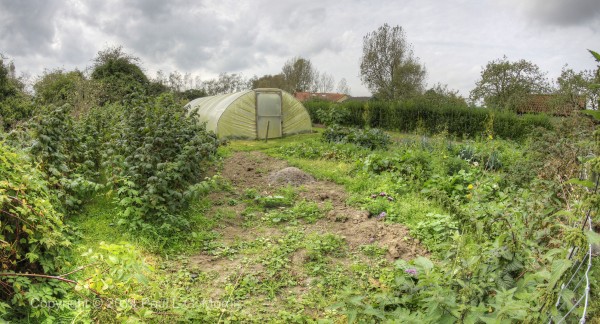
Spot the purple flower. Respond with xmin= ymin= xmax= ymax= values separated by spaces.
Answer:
xmin=405 ymin=268 xmax=418 ymax=276
xmin=371 ymin=194 xmax=378 ymax=199
xmin=379 ymin=192 xmax=387 ymax=197
xmin=377 ymin=212 xmax=387 ymax=219
xmin=387 ymin=196 xmax=394 ymax=201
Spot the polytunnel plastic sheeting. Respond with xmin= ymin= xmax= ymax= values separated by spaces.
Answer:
xmin=282 ymin=91 xmax=312 ymax=135
xmin=185 ymin=91 xmax=254 ymax=136
xmin=218 ymin=91 xmax=256 ymax=138
xmin=186 ymin=88 xmax=312 ymax=139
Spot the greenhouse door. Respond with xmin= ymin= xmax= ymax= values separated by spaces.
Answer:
xmin=256 ymin=91 xmax=282 ymax=139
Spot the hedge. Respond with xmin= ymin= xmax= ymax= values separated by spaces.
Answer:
xmin=304 ymin=98 xmax=553 ymax=141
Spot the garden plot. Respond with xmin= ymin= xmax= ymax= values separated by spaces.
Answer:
xmin=170 ymin=151 xmax=426 ymax=316
xmin=219 ymin=151 xmax=426 ymax=259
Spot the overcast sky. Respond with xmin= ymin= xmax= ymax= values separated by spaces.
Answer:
xmin=1 ymin=0 xmax=599 ymax=97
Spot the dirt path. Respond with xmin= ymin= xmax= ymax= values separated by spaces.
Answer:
xmin=218 ymin=151 xmax=426 ymax=259
xmin=178 ymin=151 xmax=427 ymax=317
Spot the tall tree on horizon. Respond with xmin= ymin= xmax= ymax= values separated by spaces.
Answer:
xmin=282 ymin=56 xmax=316 ymax=93
xmin=359 ymin=23 xmax=426 ymax=100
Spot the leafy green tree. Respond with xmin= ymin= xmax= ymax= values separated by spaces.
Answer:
xmin=90 ymin=46 xmax=149 ymax=104
xmin=147 ymin=79 xmax=171 ymax=97
xmin=555 ymin=66 xmax=598 ymax=110
xmin=179 ymin=88 xmax=207 ymax=101
xmin=423 ymin=83 xmax=468 ymax=108
xmin=282 ymin=57 xmax=316 ymax=93
xmin=33 ymin=69 xmax=100 ymax=117
xmin=470 ymin=56 xmax=551 ymax=110
xmin=0 ymin=55 xmax=33 ymax=130
xmin=359 ymin=23 xmax=426 ymax=100
xmin=250 ymin=73 xmax=287 ymax=90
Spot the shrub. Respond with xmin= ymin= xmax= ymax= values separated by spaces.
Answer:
xmin=304 ymin=99 xmax=364 ymax=126
xmin=0 ymin=142 xmax=72 ymax=319
xmin=106 ymin=93 xmax=219 ymax=235
xmin=31 ymin=105 xmax=98 ymax=211
xmin=322 ymin=125 xmax=390 ymax=150
xmin=311 ymin=98 xmax=553 ymax=141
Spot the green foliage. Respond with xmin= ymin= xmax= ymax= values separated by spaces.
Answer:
xmin=0 ymin=142 xmax=72 ymax=319
xmin=90 ymin=46 xmax=150 ymax=105
xmin=33 ymin=69 xmax=100 ymax=116
xmin=281 ymin=56 xmax=316 ymax=93
xmin=308 ymin=98 xmax=552 ymax=141
xmin=30 ymin=105 xmax=99 ymax=211
xmin=360 ymin=23 xmax=426 ymax=100
xmin=362 ymin=149 xmax=432 ymax=181
xmin=256 ymin=186 xmax=297 ymax=210
xmin=275 ymin=138 xmax=368 ymax=163
xmin=178 ymin=88 xmax=208 ymax=101
xmin=0 ymin=57 xmax=34 ymax=131
xmin=469 ymin=55 xmax=552 ymax=110
xmin=323 ymin=125 xmax=391 ymax=150
xmin=305 ymin=233 xmax=346 ymax=261
xmin=250 ymin=73 xmax=287 ymax=90
xmin=106 ymin=93 xmax=219 ymax=236
xmin=413 ymin=213 xmax=457 ymax=251
xmin=263 ymin=200 xmax=329 ymax=224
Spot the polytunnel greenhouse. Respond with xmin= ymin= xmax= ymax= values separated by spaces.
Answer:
xmin=185 ymin=88 xmax=312 ymax=139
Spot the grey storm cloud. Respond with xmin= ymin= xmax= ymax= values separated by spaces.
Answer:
xmin=1 ymin=0 xmax=599 ymax=97
xmin=0 ymin=0 xmax=61 ymax=56
xmin=64 ymin=0 xmax=340 ymax=73
xmin=514 ymin=0 xmax=600 ymax=27
xmin=68 ymin=0 xmax=237 ymax=70
xmin=0 ymin=0 xmax=355 ymax=77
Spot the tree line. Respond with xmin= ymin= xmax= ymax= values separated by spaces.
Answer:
xmin=359 ymin=24 xmax=600 ymax=111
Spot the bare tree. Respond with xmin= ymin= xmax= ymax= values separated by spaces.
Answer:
xmin=202 ymin=73 xmax=249 ymax=96
xmin=336 ymin=78 xmax=351 ymax=95
xmin=314 ymin=72 xmax=335 ymax=93
xmin=183 ymin=72 xmax=192 ymax=91
xmin=194 ymin=75 xmax=203 ymax=89
xmin=168 ymin=71 xmax=184 ymax=92
xmin=155 ymin=70 xmax=167 ymax=85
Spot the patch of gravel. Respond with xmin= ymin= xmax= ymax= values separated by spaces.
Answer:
xmin=268 ymin=167 xmax=315 ymax=186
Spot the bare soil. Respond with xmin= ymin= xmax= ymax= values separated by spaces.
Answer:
xmin=187 ymin=151 xmax=427 ymax=301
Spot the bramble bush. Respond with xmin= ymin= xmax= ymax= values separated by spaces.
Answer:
xmin=31 ymin=104 xmax=99 ymax=211
xmin=105 ymin=93 xmax=219 ymax=238
xmin=0 ymin=141 xmax=72 ymax=319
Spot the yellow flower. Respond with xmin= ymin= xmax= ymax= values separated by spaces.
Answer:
xmin=467 ymin=184 xmax=474 ymax=190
